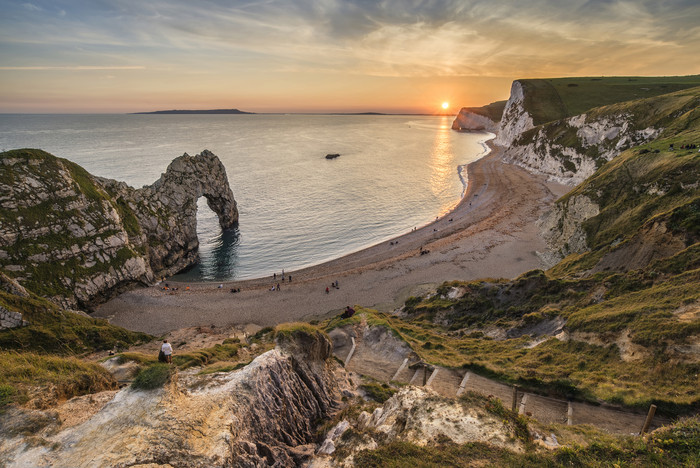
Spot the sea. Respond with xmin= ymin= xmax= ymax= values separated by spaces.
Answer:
xmin=0 ymin=114 xmax=492 ymax=281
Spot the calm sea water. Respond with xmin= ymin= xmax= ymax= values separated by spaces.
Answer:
xmin=0 ymin=114 xmax=491 ymax=280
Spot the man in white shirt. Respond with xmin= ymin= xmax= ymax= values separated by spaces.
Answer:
xmin=161 ymin=339 xmax=173 ymax=364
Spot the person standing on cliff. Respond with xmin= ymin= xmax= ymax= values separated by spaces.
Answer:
xmin=160 ymin=339 xmax=173 ymax=364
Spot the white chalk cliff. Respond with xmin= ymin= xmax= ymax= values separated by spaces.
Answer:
xmin=0 ymin=149 xmax=238 ymax=309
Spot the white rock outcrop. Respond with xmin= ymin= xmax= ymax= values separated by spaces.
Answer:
xmin=0 ymin=330 xmax=342 ymax=467
xmin=501 ymin=113 xmax=662 ymax=186
xmin=0 ymin=149 xmax=238 ymax=309
xmin=452 ymin=109 xmax=498 ymax=132
xmin=495 ymin=81 xmax=535 ymax=147
xmin=536 ymin=195 xmax=600 ymax=267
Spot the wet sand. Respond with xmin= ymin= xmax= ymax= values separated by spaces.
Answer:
xmin=94 ymin=145 xmax=569 ymax=335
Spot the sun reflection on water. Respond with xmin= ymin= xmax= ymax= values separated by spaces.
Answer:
xmin=429 ymin=116 xmax=457 ymax=215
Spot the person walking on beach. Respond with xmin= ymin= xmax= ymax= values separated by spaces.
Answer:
xmin=160 ymin=339 xmax=173 ymax=364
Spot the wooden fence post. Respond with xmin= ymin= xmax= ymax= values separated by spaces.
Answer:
xmin=640 ymin=404 xmax=657 ymax=435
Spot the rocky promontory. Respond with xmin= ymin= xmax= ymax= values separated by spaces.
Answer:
xmin=0 ymin=328 xmax=344 ymax=467
xmin=451 ymin=100 xmax=506 ymax=132
xmin=0 ymin=149 xmax=238 ymax=309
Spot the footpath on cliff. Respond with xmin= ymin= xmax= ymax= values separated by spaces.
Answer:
xmin=94 ymin=146 xmax=570 ymax=335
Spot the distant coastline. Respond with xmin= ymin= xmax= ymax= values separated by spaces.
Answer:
xmin=131 ymin=109 xmax=455 ymax=116
xmin=133 ymin=108 xmax=255 ymax=115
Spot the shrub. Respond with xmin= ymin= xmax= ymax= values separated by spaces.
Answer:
xmin=361 ymin=383 xmax=396 ymax=403
xmin=0 ymin=384 xmax=16 ymax=408
xmin=131 ymin=363 xmax=171 ymax=390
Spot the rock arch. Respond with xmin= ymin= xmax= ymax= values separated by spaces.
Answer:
xmin=133 ymin=150 xmax=239 ymax=276
xmin=0 ymin=148 xmax=239 ymax=309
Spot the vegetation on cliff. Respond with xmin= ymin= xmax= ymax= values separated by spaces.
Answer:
xmin=353 ymin=414 xmax=700 ymax=467
xmin=0 ymin=148 xmax=238 ymax=310
xmin=519 ymin=75 xmax=700 ymax=126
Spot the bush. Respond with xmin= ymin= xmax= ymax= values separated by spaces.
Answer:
xmin=361 ymin=383 xmax=396 ymax=403
xmin=0 ymin=384 xmax=16 ymax=408
xmin=132 ymin=363 xmax=171 ymax=390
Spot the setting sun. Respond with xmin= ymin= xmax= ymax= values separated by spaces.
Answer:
xmin=441 ymin=102 xmax=449 ymax=110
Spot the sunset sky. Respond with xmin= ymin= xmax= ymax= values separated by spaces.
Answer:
xmin=1 ymin=0 xmax=699 ymax=113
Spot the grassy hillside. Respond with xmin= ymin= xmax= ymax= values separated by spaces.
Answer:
xmin=328 ymin=249 xmax=699 ymax=414
xmin=460 ymin=100 xmax=507 ymax=122
xmin=0 ymin=272 xmax=151 ymax=407
xmin=520 ymin=75 xmax=700 ymax=125
xmin=549 ymin=87 xmax=700 ymax=275
xmin=0 ymin=149 xmax=146 ymax=304
xmin=353 ymin=415 xmax=700 ymax=467
xmin=0 ymin=282 xmax=149 ymax=355
xmin=345 ymin=84 xmax=700 ymax=416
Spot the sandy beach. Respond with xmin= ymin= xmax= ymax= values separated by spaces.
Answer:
xmin=94 ymin=145 xmax=569 ymax=335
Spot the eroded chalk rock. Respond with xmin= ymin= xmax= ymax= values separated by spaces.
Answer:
xmin=0 ymin=149 xmax=238 ymax=309
xmin=0 ymin=330 xmax=342 ymax=468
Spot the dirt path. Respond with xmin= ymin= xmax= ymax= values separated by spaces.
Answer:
xmin=94 ymin=147 xmax=569 ymax=334
xmin=336 ymin=324 xmax=669 ymax=436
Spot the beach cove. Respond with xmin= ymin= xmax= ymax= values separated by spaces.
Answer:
xmin=95 ymin=144 xmax=569 ymax=334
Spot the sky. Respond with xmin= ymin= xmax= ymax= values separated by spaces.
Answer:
xmin=1 ymin=0 xmax=699 ymax=113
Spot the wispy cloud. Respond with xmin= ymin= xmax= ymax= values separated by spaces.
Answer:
xmin=1 ymin=0 xmax=699 ymax=112
xmin=2 ymin=0 xmax=699 ymax=77
xmin=0 ymin=66 xmax=146 ymax=70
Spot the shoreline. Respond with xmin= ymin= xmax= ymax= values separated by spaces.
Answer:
xmin=172 ymin=133 xmax=496 ymax=288
xmin=95 ymin=142 xmax=570 ymax=334
xmin=175 ymin=130 xmax=496 ymax=284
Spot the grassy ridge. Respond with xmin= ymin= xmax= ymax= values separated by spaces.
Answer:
xmin=520 ymin=75 xmax=700 ymax=125
xmin=0 ymin=275 xmax=150 ymax=407
xmin=0 ymin=351 xmax=117 ymax=407
xmin=354 ymin=415 xmax=700 ymax=467
xmin=0 ymin=288 xmax=149 ymax=355
xmin=335 ymin=243 xmax=699 ymax=413
xmin=459 ymin=100 xmax=507 ymax=122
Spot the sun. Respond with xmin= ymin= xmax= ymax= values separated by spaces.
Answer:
xmin=441 ymin=102 xmax=449 ymax=110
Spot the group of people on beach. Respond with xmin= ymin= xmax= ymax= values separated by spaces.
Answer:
xmin=325 ymin=280 xmax=340 ymax=294
xmin=270 ymin=269 xmax=292 ymax=291
xmin=273 ymin=269 xmax=290 ymax=281
xmin=159 ymin=281 xmax=190 ymax=292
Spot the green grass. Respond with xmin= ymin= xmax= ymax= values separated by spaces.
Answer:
xmin=0 ymin=351 xmax=117 ymax=407
xmin=519 ymin=75 xmax=700 ymax=125
xmin=361 ymin=382 xmax=396 ymax=403
xmin=172 ymin=341 xmax=245 ymax=369
xmin=0 ymin=287 xmax=150 ymax=355
xmin=352 ymin=416 xmax=700 ymax=467
xmin=131 ymin=363 xmax=172 ymax=390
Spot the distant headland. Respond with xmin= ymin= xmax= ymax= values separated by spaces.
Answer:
xmin=133 ymin=108 xmax=255 ymax=114
xmin=132 ymin=109 xmax=452 ymax=116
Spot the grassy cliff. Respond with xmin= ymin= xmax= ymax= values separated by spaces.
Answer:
xmin=519 ymin=75 xmax=700 ymax=126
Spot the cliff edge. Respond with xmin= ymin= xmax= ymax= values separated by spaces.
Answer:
xmin=0 ymin=149 xmax=238 ymax=309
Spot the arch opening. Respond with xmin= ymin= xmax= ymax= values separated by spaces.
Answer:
xmin=175 ymin=196 xmax=240 ymax=281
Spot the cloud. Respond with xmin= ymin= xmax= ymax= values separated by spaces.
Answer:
xmin=21 ymin=2 xmax=42 ymax=12
xmin=0 ymin=66 xmax=146 ymax=70
xmin=1 ymin=0 xmax=699 ymax=112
